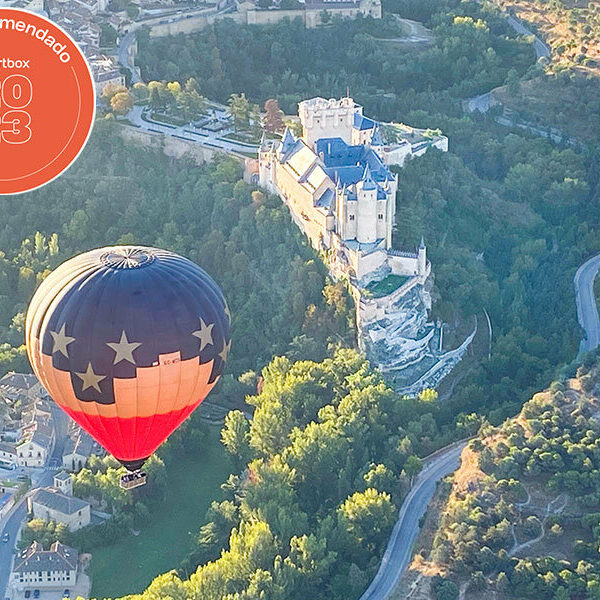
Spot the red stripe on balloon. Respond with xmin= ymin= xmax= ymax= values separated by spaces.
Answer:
xmin=61 ymin=401 xmax=202 ymax=461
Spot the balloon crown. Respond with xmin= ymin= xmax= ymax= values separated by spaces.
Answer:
xmin=101 ymin=247 xmax=156 ymax=270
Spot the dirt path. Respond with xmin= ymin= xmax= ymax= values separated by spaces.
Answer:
xmin=509 ymin=491 xmax=568 ymax=556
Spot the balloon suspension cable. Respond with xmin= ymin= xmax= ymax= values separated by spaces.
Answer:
xmin=120 ymin=469 xmax=147 ymax=490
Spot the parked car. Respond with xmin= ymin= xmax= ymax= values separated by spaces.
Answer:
xmin=63 ymin=590 xmax=70 ymax=598
xmin=33 ymin=590 xmax=40 ymax=599
xmin=1 ymin=533 xmax=9 ymax=543
xmin=24 ymin=591 xmax=31 ymax=598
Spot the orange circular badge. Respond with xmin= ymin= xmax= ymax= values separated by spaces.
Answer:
xmin=0 ymin=9 xmax=95 ymax=195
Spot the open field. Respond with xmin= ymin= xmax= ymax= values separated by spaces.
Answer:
xmin=89 ymin=427 xmax=232 ymax=598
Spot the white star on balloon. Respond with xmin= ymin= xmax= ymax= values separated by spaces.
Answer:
xmin=193 ymin=318 xmax=214 ymax=352
xmin=106 ymin=331 xmax=142 ymax=365
xmin=75 ymin=363 xmax=106 ymax=393
xmin=49 ymin=324 xmax=75 ymax=358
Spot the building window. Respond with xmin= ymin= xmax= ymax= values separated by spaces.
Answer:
xmin=378 ymin=214 xmax=384 ymax=220
xmin=349 ymin=215 xmax=355 ymax=221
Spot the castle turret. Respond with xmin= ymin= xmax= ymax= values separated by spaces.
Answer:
xmin=356 ymin=165 xmax=378 ymax=244
xmin=418 ymin=236 xmax=427 ymax=276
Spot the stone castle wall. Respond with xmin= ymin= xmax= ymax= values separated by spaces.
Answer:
xmin=143 ymin=0 xmax=381 ymax=37
xmin=118 ymin=125 xmax=243 ymax=164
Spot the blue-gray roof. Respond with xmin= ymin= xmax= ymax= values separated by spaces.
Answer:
xmin=371 ymin=126 xmax=384 ymax=146
xmin=353 ymin=113 xmax=376 ymax=131
xmin=314 ymin=137 xmax=393 ymax=196
xmin=316 ymin=188 xmax=335 ymax=209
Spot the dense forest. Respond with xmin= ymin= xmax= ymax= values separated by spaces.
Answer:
xmin=0 ymin=121 xmax=354 ymax=386
xmin=135 ymin=0 xmax=600 ymax=426
xmin=428 ymin=352 xmax=600 ymax=600
xmin=118 ymin=348 xmax=479 ymax=600
xmin=4 ymin=0 xmax=600 ymax=596
xmin=136 ymin=0 xmax=535 ymax=119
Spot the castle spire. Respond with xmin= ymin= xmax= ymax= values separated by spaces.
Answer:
xmin=420 ymin=235 xmax=425 ymax=249
xmin=281 ymin=127 xmax=294 ymax=153
xmin=361 ymin=164 xmax=377 ymax=191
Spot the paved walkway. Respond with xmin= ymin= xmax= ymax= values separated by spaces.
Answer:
xmin=127 ymin=106 xmax=259 ymax=156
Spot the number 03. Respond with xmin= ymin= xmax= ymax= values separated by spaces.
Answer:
xmin=0 ymin=75 xmax=33 ymax=144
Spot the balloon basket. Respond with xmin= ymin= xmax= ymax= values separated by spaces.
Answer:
xmin=120 ymin=470 xmax=147 ymax=490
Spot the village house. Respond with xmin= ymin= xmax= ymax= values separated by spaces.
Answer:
xmin=10 ymin=541 xmax=79 ymax=591
xmin=62 ymin=428 xmax=97 ymax=472
xmin=28 ymin=485 xmax=91 ymax=532
xmin=0 ymin=440 xmax=17 ymax=468
xmin=0 ymin=372 xmax=45 ymax=406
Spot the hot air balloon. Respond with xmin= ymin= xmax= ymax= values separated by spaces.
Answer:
xmin=25 ymin=246 xmax=231 ymax=489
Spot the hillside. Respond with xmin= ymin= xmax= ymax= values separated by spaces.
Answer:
xmin=401 ymin=353 xmax=600 ymax=599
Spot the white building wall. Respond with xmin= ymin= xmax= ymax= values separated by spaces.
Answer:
xmin=376 ymin=198 xmax=387 ymax=240
xmin=17 ymin=441 xmax=47 ymax=467
xmin=11 ymin=568 xmax=76 ymax=590
xmin=299 ymin=97 xmax=357 ymax=148
xmin=30 ymin=501 xmax=91 ymax=532
xmin=356 ymin=249 xmax=387 ymax=280
xmin=356 ymin=187 xmax=377 ymax=244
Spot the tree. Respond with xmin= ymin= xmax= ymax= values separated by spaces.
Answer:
xmin=132 ymin=82 xmax=149 ymax=101
xmin=101 ymin=83 xmax=127 ymax=105
xmin=263 ymin=99 xmax=285 ymax=134
xmin=110 ymin=90 xmax=134 ymax=115
xmin=227 ymin=93 xmax=251 ymax=131
xmin=403 ymin=455 xmax=423 ymax=483
xmin=126 ymin=2 xmax=139 ymax=18
xmin=221 ymin=410 xmax=251 ymax=465
xmin=338 ymin=488 xmax=396 ymax=553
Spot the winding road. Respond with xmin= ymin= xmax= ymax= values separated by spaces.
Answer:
xmin=358 ymin=253 xmax=600 ymax=600
xmin=359 ymin=443 xmax=466 ymax=600
xmin=574 ymin=253 xmax=600 ymax=357
xmin=465 ymin=14 xmax=550 ymax=114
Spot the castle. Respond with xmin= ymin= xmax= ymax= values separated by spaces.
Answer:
xmin=257 ymin=98 xmax=478 ymax=392
xmin=259 ymin=97 xmax=447 ymax=289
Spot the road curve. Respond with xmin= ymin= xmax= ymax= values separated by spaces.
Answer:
xmin=505 ymin=15 xmax=550 ymax=59
xmin=359 ymin=442 xmax=466 ymax=600
xmin=574 ymin=253 xmax=600 ymax=357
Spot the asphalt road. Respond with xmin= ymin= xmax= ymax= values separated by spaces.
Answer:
xmin=506 ymin=15 xmax=550 ymax=58
xmin=0 ymin=501 xmax=27 ymax=596
xmin=574 ymin=253 xmax=600 ymax=357
xmin=359 ymin=443 xmax=466 ymax=600
xmin=0 ymin=473 xmax=53 ymax=597
xmin=118 ymin=31 xmax=141 ymax=84
xmin=465 ymin=14 xmax=549 ymax=114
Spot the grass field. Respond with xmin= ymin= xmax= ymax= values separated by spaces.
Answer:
xmin=89 ymin=427 xmax=232 ymax=598
xmin=364 ymin=274 xmax=408 ymax=298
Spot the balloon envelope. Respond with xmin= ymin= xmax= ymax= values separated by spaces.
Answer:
xmin=25 ymin=246 xmax=231 ymax=470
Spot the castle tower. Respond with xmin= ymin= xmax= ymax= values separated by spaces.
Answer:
xmin=356 ymin=166 xmax=378 ymax=244
xmin=418 ymin=236 xmax=427 ymax=276
xmin=53 ymin=471 xmax=73 ymax=496
xmin=298 ymin=97 xmax=358 ymax=149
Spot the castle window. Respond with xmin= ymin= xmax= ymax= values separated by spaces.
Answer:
xmin=378 ymin=214 xmax=384 ymax=220
xmin=349 ymin=215 xmax=355 ymax=221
